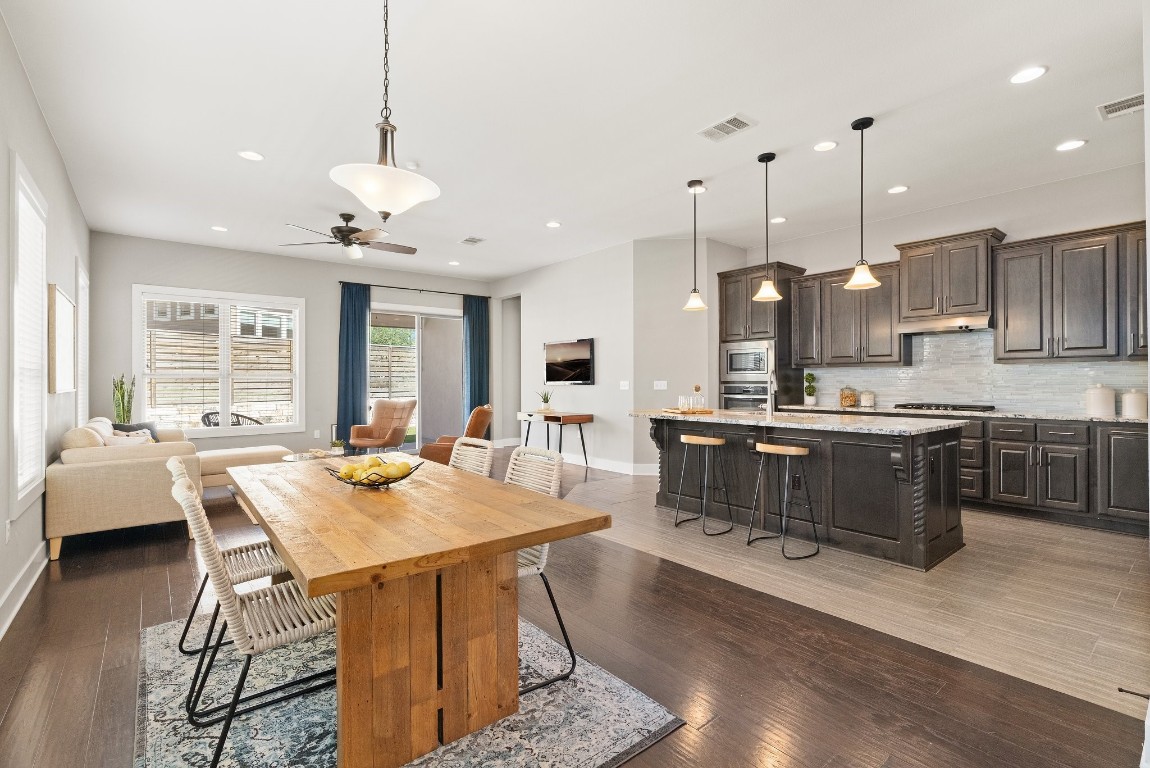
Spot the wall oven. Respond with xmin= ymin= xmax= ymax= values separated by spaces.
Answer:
xmin=720 ymin=340 xmax=774 ymax=383
xmin=721 ymin=384 xmax=773 ymax=411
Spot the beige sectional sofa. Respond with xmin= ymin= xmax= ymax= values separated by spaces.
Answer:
xmin=45 ymin=418 xmax=289 ymax=560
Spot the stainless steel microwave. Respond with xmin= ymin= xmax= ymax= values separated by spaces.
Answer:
xmin=720 ymin=340 xmax=774 ymax=383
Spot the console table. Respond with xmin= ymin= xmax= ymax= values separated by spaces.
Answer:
xmin=517 ymin=411 xmax=593 ymax=466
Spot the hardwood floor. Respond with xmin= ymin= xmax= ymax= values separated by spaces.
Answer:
xmin=0 ymin=464 xmax=1143 ymax=767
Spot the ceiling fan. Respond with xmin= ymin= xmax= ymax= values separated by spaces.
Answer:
xmin=279 ymin=213 xmax=417 ymax=258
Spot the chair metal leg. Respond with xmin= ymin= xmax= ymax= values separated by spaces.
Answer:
xmin=520 ymin=572 xmax=577 ymax=695
xmin=748 ymin=452 xmax=781 ymax=545
xmin=702 ymin=445 xmax=734 ymax=536
xmin=782 ymin=455 xmax=820 ymax=560
xmin=673 ymin=444 xmax=700 ymax=527
xmin=187 ymin=610 xmax=227 ymax=718
xmin=178 ymin=574 xmax=209 ymax=655
xmin=209 ymin=655 xmax=252 ymax=768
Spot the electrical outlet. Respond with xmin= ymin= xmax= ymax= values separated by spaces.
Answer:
xmin=654 ymin=380 xmax=668 ymax=390
xmin=791 ymin=474 xmax=802 ymax=491
xmin=313 ymin=429 xmax=321 ymax=439
xmin=619 ymin=381 xmax=630 ymax=390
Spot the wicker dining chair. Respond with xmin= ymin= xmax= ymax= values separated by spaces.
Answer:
xmin=448 ymin=436 xmax=495 ymax=477
xmin=167 ymin=456 xmax=338 ymax=768
xmin=349 ymin=398 xmax=417 ymax=453
xmin=503 ymin=446 xmax=575 ymax=694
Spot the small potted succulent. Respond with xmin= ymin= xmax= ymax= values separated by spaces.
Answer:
xmin=537 ymin=390 xmax=554 ymax=413
xmin=803 ymin=372 xmax=817 ymax=406
xmin=330 ymin=439 xmax=345 ymax=456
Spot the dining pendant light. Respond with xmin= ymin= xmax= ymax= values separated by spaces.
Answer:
xmin=683 ymin=180 xmax=708 ymax=311
xmin=330 ymin=0 xmax=441 ymax=221
xmin=752 ymin=152 xmax=783 ymax=302
xmin=843 ymin=116 xmax=881 ymax=291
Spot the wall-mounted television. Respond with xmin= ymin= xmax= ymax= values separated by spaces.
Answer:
xmin=545 ymin=338 xmax=594 ymax=385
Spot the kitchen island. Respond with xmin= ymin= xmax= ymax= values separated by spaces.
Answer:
xmin=633 ymin=410 xmax=970 ymax=570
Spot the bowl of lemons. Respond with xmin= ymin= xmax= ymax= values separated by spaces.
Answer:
xmin=326 ymin=455 xmax=422 ymax=489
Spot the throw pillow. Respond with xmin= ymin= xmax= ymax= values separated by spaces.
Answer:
xmin=114 ymin=429 xmax=156 ymax=443
xmin=105 ymin=435 xmax=150 ymax=446
xmin=112 ymin=421 xmax=160 ymax=441
xmin=61 ymin=426 xmax=104 ymax=450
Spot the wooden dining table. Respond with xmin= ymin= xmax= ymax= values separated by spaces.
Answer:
xmin=227 ymin=454 xmax=611 ymax=768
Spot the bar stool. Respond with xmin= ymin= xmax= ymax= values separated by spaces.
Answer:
xmin=673 ymin=434 xmax=734 ymax=535
xmin=747 ymin=442 xmax=820 ymax=560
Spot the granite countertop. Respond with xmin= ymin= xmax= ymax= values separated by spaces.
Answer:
xmin=778 ymin=404 xmax=1148 ymax=424
xmin=630 ymin=409 xmax=969 ymax=436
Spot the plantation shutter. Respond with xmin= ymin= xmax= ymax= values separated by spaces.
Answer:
xmin=14 ymin=178 xmax=47 ymax=500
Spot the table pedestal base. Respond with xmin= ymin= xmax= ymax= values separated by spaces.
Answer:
xmin=336 ymin=552 xmax=520 ymax=768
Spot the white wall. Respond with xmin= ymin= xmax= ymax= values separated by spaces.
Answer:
xmin=89 ymin=232 xmax=490 ymax=452
xmin=493 ymin=296 xmax=521 ymax=443
xmin=0 ymin=13 xmax=90 ymax=638
xmin=746 ymin=164 xmax=1146 ymax=273
xmin=490 ymin=242 xmax=636 ymax=471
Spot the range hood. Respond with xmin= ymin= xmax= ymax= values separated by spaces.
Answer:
xmin=897 ymin=314 xmax=992 ymax=334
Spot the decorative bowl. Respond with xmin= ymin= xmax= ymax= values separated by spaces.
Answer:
xmin=325 ymin=461 xmax=423 ymax=489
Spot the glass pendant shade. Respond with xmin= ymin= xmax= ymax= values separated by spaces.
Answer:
xmin=752 ymin=278 xmax=782 ymax=302
xmin=683 ymin=288 xmax=707 ymax=311
xmin=343 ymin=243 xmax=365 ymax=260
xmin=330 ymin=163 xmax=440 ymax=221
xmin=844 ymin=262 xmax=881 ymax=290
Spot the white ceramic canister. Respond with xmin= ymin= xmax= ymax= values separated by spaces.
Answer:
xmin=1085 ymin=384 xmax=1117 ymax=418
xmin=859 ymin=391 xmax=876 ymax=408
xmin=1121 ymin=389 xmax=1147 ymax=419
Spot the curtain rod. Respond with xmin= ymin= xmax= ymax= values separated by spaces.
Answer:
xmin=339 ymin=280 xmax=483 ymax=299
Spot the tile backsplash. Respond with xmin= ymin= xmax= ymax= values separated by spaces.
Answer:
xmin=806 ymin=331 xmax=1147 ymax=415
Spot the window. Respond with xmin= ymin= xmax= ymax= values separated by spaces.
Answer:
xmin=12 ymin=157 xmax=47 ymax=506
xmin=133 ymin=286 xmax=305 ymax=436
xmin=77 ymin=265 xmax=90 ymax=423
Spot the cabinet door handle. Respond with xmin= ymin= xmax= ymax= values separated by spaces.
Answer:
xmin=1038 ymin=446 xmax=1045 ymax=466
xmin=1047 ymin=431 xmax=1075 ymax=436
xmin=1133 ymin=332 xmax=1137 ymax=352
xmin=1048 ymin=336 xmax=1054 ymax=357
xmin=999 ymin=428 xmax=1023 ymax=433
xmin=1029 ymin=445 xmax=1037 ymax=465
xmin=935 ymin=296 xmax=940 ymax=313
xmin=944 ymin=295 xmax=949 ymax=312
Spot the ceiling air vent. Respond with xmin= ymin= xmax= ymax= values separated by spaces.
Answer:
xmin=459 ymin=236 xmax=485 ymax=245
xmin=697 ymin=113 xmax=758 ymax=142
xmin=1097 ymin=93 xmax=1144 ymax=120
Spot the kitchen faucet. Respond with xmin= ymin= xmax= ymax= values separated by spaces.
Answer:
xmin=758 ymin=370 xmax=776 ymax=420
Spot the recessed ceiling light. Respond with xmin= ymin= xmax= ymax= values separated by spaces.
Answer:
xmin=1056 ymin=139 xmax=1087 ymax=152
xmin=887 ymin=185 xmax=909 ymax=194
xmin=545 ymin=221 xmax=562 ymax=228
xmin=448 ymin=261 xmax=460 ymax=266
xmin=770 ymin=217 xmax=787 ymax=224
xmin=236 ymin=150 xmax=264 ymax=162
xmin=813 ymin=141 xmax=837 ymax=152
xmin=210 ymin=225 xmax=228 ymax=232
xmin=1010 ymin=66 xmax=1047 ymax=84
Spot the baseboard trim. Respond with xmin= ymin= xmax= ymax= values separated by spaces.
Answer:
xmin=558 ymin=455 xmax=659 ymax=476
xmin=0 ymin=544 xmax=48 ymax=642
xmin=494 ymin=438 xmax=521 ymax=448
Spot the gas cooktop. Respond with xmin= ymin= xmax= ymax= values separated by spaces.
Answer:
xmin=893 ymin=403 xmax=996 ymax=412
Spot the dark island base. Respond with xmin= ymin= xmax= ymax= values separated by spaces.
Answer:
xmin=649 ymin=418 xmax=966 ymax=571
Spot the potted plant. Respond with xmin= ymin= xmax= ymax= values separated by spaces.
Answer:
xmin=112 ymin=374 xmax=136 ymax=423
xmin=330 ymin=439 xmax=345 ymax=456
xmin=537 ymin=390 xmax=554 ymax=413
xmin=803 ymin=372 xmax=817 ymax=406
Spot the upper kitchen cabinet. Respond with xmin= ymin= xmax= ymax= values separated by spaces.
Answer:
xmin=718 ymin=263 xmax=806 ymax=342
xmin=994 ymin=223 xmax=1136 ymax=361
xmin=896 ymin=229 xmax=1005 ymax=331
xmin=1124 ymin=228 xmax=1147 ymax=358
xmin=800 ymin=262 xmax=908 ymax=367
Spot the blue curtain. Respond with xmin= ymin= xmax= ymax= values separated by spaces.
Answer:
xmin=336 ymin=282 xmax=371 ymax=444
xmin=462 ymin=295 xmax=490 ymax=435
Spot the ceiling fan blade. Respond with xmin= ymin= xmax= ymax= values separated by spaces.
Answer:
xmin=366 ymin=242 xmax=418 ymax=255
xmin=278 ymin=241 xmax=338 ymax=246
xmin=353 ymin=228 xmax=390 ymax=242
xmin=287 ymin=223 xmax=336 ymax=239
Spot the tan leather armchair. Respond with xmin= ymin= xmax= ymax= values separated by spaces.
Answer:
xmin=350 ymin=399 xmax=417 ymax=453
xmin=418 ymin=404 xmax=493 ymax=465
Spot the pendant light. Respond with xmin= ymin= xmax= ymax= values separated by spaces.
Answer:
xmin=330 ymin=0 xmax=441 ymax=221
xmin=843 ymin=116 xmax=881 ymax=290
xmin=751 ymin=152 xmax=783 ymax=302
xmin=683 ymin=180 xmax=708 ymax=311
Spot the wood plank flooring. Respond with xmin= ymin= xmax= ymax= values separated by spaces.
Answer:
xmin=0 ymin=458 xmax=1143 ymax=767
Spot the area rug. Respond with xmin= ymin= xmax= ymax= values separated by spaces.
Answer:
xmin=135 ymin=616 xmax=683 ymax=767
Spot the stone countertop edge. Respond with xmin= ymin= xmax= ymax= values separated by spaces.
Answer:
xmin=777 ymin=404 xmax=1149 ymax=425
xmin=629 ymin=410 xmax=969 ymax=436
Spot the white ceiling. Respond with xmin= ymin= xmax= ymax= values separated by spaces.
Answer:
xmin=1 ymin=0 xmax=1144 ymax=280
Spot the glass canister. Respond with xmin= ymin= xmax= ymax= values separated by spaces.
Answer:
xmin=859 ymin=390 xmax=876 ymax=408
xmin=839 ymin=386 xmax=858 ymax=408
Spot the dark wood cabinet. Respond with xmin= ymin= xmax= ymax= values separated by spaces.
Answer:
xmin=990 ymin=440 xmax=1037 ymax=506
xmin=791 ymin=278 xmax=822 ymax=366
xmin=800 ymin=262 xmax=906 ymax=367
xmin=1095 ymin=425 xmax=1149 ymax=522
xmin=719 ymin=264 xmax=805 ymax=342
xmin=897 ymin=229 xmax=1002 ymax=327
xmin=995 ymin=224 xmax=1133 ymax=361
xmin=1124 ymin=229 xmax=1147 ymax=358
xmin=1036 ymin=444 xmax=1090 ymax=513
